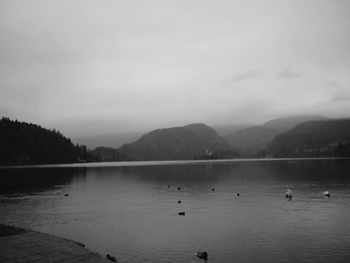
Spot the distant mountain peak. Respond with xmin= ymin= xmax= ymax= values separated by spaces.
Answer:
xmin=267 ymin=119 xmax=350 ymax=157
xmin=118 ymin=123 xmax=232 ymax=161
xmin=262 ymin=115 xmax=327 ymax=132
xmin=224 ymin=115 xmax=328 ymax=154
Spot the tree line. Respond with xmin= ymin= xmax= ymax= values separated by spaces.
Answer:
xmin=0 ymin=117 xmax=89 ymax=165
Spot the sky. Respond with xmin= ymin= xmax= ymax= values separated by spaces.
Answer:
xmin=1 ymin=0 xmax=350 ymax=142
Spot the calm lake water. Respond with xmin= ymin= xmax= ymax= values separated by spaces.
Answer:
xmin=1 ymin=159 xmax=350 ymax=263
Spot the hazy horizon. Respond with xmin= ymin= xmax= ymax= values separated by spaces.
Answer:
xmin=73 ymin=114 xmax=334 ymax=149
xmin=2 ymin=113 xmax=336 ymax=149
xmin=1 ymin=0 xmax=350 ymax=143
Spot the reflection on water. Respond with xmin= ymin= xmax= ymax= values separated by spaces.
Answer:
xmin=1 ymin=159 xmax=350 ymax=263
xmin=0 ymin=168 xmax=86 ymax=194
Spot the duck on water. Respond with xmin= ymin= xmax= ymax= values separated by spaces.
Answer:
xmin=285 ymin=189 xmax=293 ymax=201
xmin=196 ymin=251 xmax=208 ymax=261
xmin=323 ymin=191 xmax=330 ymax=198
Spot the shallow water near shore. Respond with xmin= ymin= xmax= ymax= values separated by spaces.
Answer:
xmin=1 ymin=159 xmax=350 ymax=263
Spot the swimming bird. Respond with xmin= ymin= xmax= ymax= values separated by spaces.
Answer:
xmin=178 ymin=211 xmax=185 ymax=216
xmin=285 ymin=189 xmax=293 ymax=201
xmin=73 ymin=241 xmax=85 ymax=247
xmin=177 ymin=187 xmax=181 ymax=190
xmin=195 ymin=251 xmax=208 ymax=260
xmin=211 ymin=188 xmax=215 ymax=191
xmin=106 ymin=254 xmax=118 ymax=262
xmin=237 ymin=193 xmax=240 ymax=196
xmin=323 ymin=191 xmax=330 ymax=198
xmin=178 ymin=200 xmax=182 ymax=204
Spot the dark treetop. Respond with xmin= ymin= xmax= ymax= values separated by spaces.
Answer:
xmin=0 ymin=117 xmax=87 ymax=165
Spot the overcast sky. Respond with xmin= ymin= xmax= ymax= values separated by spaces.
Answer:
xmin=1 ymin=0 xmax=350 ymax=138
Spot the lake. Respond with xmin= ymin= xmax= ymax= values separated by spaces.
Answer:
xmin=1 ymin=159 xmax=350 ymax=263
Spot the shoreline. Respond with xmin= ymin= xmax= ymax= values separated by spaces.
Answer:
xmin=0 ymin=224 xmax=112 ymax=263
xmin=1 ymin=157 xmax=349 ymax=169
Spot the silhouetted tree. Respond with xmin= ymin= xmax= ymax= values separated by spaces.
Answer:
xmin=0 ymin=117 xmax=88 ymax=165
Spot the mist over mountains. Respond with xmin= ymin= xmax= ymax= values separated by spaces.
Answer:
xmin=73 ymin=132 xmax=144 ymax=149
xmin=224 ymin=115 xmax=327 ymax=155
xmin=92 ymin=115 xmax=350 ymax=161
xmin=117 ymin=123 xmax=234 ymax=161
xmin=74 ymin=115 xmax=326 ymax=150
xmin=267 ymin=119 xmax=350 ymax=157
xmin=1 ymin=115 xmax=350 ymax=165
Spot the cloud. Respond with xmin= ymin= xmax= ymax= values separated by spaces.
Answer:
xmin=1 ymin=0 xmax=350 ymax=139
xmin=329 ymin=81 xmax=350 ymax=101
xmin=231 ymin=70 xmax=262 ymax=83
xmin=327 ymin=80 xmax=340 ymax=88
xmin=332 ymin=92 xmax=350 ymax=101
xmin=275 ymin=69 xmax=301 ymax=80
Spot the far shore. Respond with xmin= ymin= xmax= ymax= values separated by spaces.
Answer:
xmin=1 ymin=157 xmax=349 ymax=169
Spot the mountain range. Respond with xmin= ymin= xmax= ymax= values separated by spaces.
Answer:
xmin=92 ymin=115 xmax=350 ymax=161
xmin=1 ymin=115 xmax=350 ymax=165
xmin=267 ymin=119 xmax=350 ymax=157
xmin=224 ymin=115 xmax=327 ymax=155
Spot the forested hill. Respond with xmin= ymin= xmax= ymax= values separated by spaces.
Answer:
xmin=0 ymin=117 xmax=87 ymax=165
xmin=266 ymin=119 xmax=350 ymax=157
xmin=119 ymin=123 xmax=236 ymax=161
